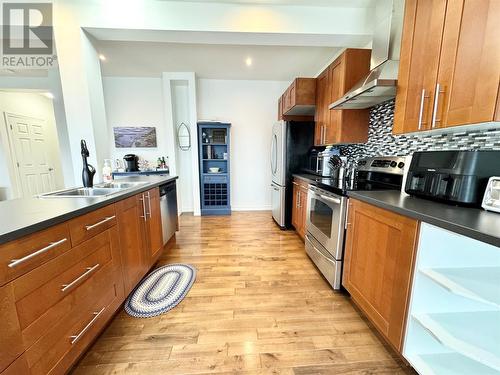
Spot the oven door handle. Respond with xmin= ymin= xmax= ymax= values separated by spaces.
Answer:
xmin=317 ymin=193 xmax=341 ymax=205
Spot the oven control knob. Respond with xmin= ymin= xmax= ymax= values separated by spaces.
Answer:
xmin=390 ymin=161 xmax=397 ymax=168
xmin=398 ymin=162 xmax=405 ymax=169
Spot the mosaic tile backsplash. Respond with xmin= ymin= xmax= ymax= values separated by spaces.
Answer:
xmin=338 ymin=100 xmax=500 ymax=161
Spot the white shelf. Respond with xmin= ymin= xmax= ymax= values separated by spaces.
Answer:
xmin=413 ymin=311 xmax=500 ymax=371
xmin=408 ymin=353 xmax=500 ymax=375
xmin=420 ymin=267 xmax=500 ymax=308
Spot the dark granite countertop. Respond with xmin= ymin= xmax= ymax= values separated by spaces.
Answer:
xmin=347 ymin=190 xmax=500 ymax=248
xmin=0 ymin=175 xmax=178 ymax=245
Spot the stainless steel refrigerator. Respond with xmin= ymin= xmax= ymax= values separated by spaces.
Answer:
xmin=271 ymin=120 xmax=314 ymax=229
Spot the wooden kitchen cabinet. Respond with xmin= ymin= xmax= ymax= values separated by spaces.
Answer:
xmin=117 ymin=187 xmax=164 ymax=294
xmin=394 ymin=0 xmax=500 ymax=134
xmin=291 ymin=178 xmax=308 ymax=240
xmin=278 ymin=78 xmax=316 ymax=120
xmin=145 ymin=188 xmax=164 ymax=263
xmin=343 ymin=199 xmax=419 ymax=352
xmin=315 ymin=49 xmax=371 ymax=145
xmin=116 ymin=195 xmax=149 ymax=295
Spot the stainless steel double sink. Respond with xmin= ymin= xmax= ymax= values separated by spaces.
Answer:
xmin=39 ymin=181 xmax=148 ymax=198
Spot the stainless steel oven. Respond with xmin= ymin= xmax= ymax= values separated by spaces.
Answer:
xmin=305 ymin=186 xmax=347 ymax=289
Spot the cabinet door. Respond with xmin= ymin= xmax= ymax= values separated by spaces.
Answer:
xmin=291 ymin=182 xmax=301 ymax=233
xmin=277 ymin=96 xmax=283 ymax=120
xmin=314 ymin=69 xmax=328 ymax=145
xmin=116 ymin=194 xmax=148 ymax=295
xmin=0 ymin=283 xmax=24 ymax=373
xmin=325 ymin=60 xmax=343 ymax=144
xmin=343 ymin=200 xmax=419 ymax=352
xmin=393 ymin=0 xmax=448 ymax=134
xmin=435 ymin=0 xmax=500 ymax=128
xmin=146 ymin=188 xmax=164 ymax=264
xmin=298 ymin=186 xmax=308 ymax=239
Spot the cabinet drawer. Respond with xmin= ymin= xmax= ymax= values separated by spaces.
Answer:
xmin=26 ymin=272 xmax=122 ymax=375
xmin=0 ymin=223 xmax=71 ymax=286
xmin=69 ymin=204 xmax=117 ymax=246
xmin=13 ymin=230 xmax=114 ymax=343
xmin=2 ymin=354 xmax=29 ymax=375
xmin=13 ymin=230 xmax=121 ymax=352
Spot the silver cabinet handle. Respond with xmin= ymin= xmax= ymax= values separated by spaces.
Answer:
xmin=296 ymin=191 xmax=300 ymax=208
xmin=70 ymin=307 xmax=105 ymax=345
xmin=418 ymin=89 xmax=426 ymax=130
xmin=61 ymin=263 xmax=100 ymax=292
xmin=139 ymin=194 xmax=147 ymax=221
xmin=431 ymin=83 xmax=444 ymax=129
xmin=8 ymin=238 xmax=68 ymax=268
xmin=85 ymin=216 xmax=115 ymax=231
xmin=146 ymin=192 xmax=152 ymax=218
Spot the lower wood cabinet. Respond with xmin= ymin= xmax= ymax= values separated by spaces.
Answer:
xmin=291 ymin=178 xmax=308 ymax=239
xmin=0 ymin=185 xmax=172 ymax=374
xmin=343 ymin=199 xmax=420 ymax=352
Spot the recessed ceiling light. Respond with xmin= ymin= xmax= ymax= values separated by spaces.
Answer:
xmin=245 ymin=57 xmax=252 ymax=67
xmin=98 ymin=54 xmax=107 ymax=61
xmin=43 ymin=92 xmax=54 ymax=99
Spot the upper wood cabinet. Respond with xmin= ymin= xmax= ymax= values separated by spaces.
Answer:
xmin=343 ymin=199 xmax=419 ymax=353
xmin=278 ymin=78 xmax=316 ymax=120
xmin=315 ymin=48 xmax=372 ymax=145
xmin=394 ymin=0 xmax=500 ymax=134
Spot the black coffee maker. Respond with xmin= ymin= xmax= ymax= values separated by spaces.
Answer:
xmin=123 ymin=154 xmax=139 ymax=172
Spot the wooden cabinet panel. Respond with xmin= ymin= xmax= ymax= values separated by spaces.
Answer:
xmin=343 ymin=199 xmax=419 ymax=352
xmin=21 ymin=227 xmax=123 ymax=375
xmin=436 ymin=0 xmax=500 ymax=128
xmin=314 ymin=69 xmax=329 ymax=145
xmin=0 ymin=283 xmax=24 ymax=373
xmin=116 ymin=194 xmax=148 ymax=295
xmin=393 ymin=0 xmax=448 ymax=134
xmin=279 ymin=78 xmax=316 ymax=119
xmin=315 ymin=49 xmax=371 ymax=145
xmin=12 ymin=230 xmax=119 ymax=349
xmin=69 ymin=204 xmax=117 ymax=246
xmin=291 ymin=178 xmax=309 ymax=240
xmin=145 ymin=188 xmax=164 ymax=264
xmin=2 ymin=354 xmax=28 ymax=375
xmin=0 ymin=223 xmax=71 ymax=286
xmin=395 ymin=0 xmax=500 ymax=134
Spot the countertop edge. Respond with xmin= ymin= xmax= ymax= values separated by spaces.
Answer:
xmin=347 ymin=191 xmax=500 ymax=248
xmin=0 ymin=176 xmax=178 ymax=245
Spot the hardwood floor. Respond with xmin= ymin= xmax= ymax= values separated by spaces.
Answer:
xmin=71 ymin=212 xmax=415 ymax=375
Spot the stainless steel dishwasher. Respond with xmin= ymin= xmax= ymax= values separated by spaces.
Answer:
xmin=159 ymin=182 xmax=178 ymax=244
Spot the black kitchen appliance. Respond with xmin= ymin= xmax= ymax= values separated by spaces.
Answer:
xmin=123 ymin=154 xmax=139 ymax=172
xmin=405 ymin=150 xmax=500 ymax=207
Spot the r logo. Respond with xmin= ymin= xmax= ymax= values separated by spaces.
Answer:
xmin=2 ymin=2 xmax=53 ymax=55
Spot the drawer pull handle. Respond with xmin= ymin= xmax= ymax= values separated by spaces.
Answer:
xmin=146 ymin=192 xmax=152 ymax=218
xmin=84 ymin=216 xmax=116 ymax=231
xmin=70 ymin=307 xmax=105 ymax=345
xmin=8 ymin=238 xmax=68 ymax=268
xmin=61 ymin=264 xmax=100 ymax=292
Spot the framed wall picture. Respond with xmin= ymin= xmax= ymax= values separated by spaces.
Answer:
xmin=113 ymin=127 xmax=157 ymax=148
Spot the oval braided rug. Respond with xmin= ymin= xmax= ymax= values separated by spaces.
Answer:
xmin=125 ymin=264 xmax=196 ymax=318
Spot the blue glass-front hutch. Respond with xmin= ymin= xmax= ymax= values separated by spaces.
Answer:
xmin=198 ymin=122 xmax=231 ymax=215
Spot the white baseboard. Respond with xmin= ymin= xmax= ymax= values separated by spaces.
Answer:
xmin=231 ymin=205 xmax=271 ymax=211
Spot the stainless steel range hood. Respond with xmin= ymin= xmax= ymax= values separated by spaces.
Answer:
xmin=329 ymin=0 xmax=403 ymax=110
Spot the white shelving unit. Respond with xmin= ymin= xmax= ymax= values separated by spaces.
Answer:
xmin=403 ymin=223 xmax=500 ymax=375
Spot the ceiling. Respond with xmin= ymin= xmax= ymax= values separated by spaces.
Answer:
xmin=159 ymin=0 xmax=375 ymax=7
xmin=97 ymin=41 xmax=340 ymax=80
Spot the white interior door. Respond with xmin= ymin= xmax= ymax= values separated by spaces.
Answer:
xmin=6 ymin=113 xmax=56 ymax=197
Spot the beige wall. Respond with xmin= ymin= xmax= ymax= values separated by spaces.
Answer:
xmin=0 ymin=91 xmax=65 ymax=200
